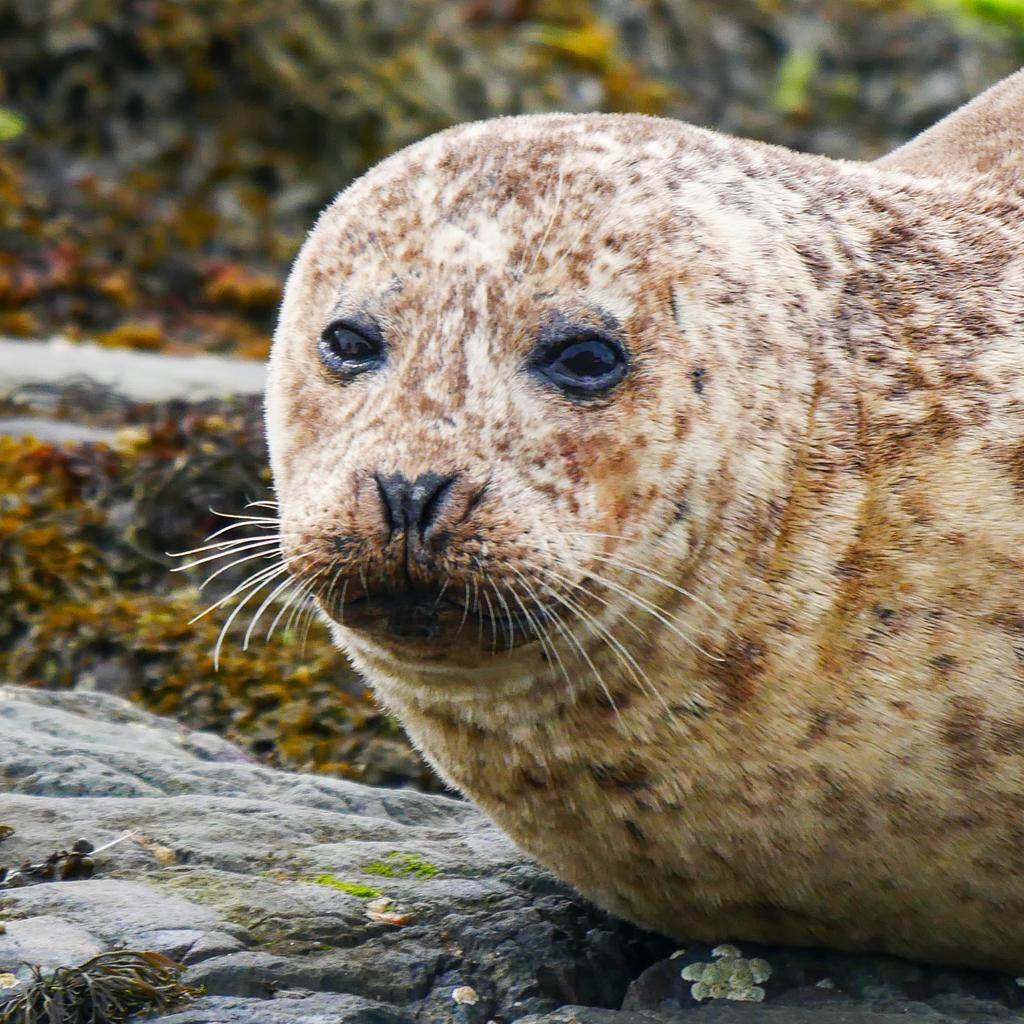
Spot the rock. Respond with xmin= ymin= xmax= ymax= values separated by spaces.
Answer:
xmin=3 ymin=685 xmax=1024 ymax=1024
xmin=0 ymin=416 xmax=121 ymax=444
xmin=0 ymin=685 xmax=669 ymax=1022
xmin=521 ymin=1007 xmax=977 ymax=1024
xmin=154 ymin=990 xmax=414 ymax=1024
xmin=0 ymin=338 xmax=266 ymax=403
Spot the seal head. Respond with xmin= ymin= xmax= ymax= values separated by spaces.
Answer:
xmin=267 ymin=112 xmax=818 ymax=685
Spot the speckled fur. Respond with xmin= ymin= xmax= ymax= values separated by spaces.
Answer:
xmin=266 ymin=72 xmax=1024 ymax=969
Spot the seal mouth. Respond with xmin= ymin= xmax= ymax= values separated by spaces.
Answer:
xmin=322 ymin=584 xmax=556 ymax=647
xmin=339 ymin=590 xmax=464 ymax=641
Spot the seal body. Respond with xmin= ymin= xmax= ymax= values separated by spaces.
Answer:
xmin=265 ymin=73 xmax=1024 ymax=968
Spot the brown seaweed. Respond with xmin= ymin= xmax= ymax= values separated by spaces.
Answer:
xmin=0 ymin=951 xmax=194 ymax=1024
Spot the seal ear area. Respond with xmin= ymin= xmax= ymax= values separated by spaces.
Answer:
xmin=874 ymin=69 xmax=1024 ymax=186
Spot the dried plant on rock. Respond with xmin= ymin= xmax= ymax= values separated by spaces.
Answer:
xmin=0 ymin=951 xmax=193 ymax=1024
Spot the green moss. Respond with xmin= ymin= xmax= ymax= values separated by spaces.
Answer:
xmin=935 ymin=0 xmax=1024 ymax=30
xmin=363 ymin=850 xmax=440 ymax=880
xmin=774 ymin=48 xmax=817 ymax=116
xmin=155 ymin=871 xmax=337 ymax=954
xmin=0 ymin=108 xmax=26 ymax=142
xmin=311 ymin=874 xmax=382 ymax=898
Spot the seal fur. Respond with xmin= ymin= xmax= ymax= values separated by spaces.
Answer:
xmin=266 ymin=72 xmax=1024 ymax=969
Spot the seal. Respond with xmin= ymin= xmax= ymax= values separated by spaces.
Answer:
xmin=263 ymin=71 xmax=1024 ymax=969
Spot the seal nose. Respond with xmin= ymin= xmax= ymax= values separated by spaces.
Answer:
xmin=375 ymin=472 xmax=457 ymax=543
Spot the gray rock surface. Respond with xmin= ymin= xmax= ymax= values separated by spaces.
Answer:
xmin=0 ymin=415 xmax=121 ymax=444
xmin=2 ymin=686 xmax=1024 ymax=1024
xmin=0 ymin=337 xmax=265 ymax=402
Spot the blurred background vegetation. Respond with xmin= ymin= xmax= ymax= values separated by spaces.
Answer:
xmin=0 ymin=0 xmax=1021 ymax=789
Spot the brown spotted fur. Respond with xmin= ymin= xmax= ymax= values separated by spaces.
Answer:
xmin=266 ymin=72 xmax=1024 ymax=969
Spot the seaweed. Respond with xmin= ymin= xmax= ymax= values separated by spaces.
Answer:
xmin=0 ymin=833 xmax=134 ymax=890
xmin=0 ymin=839 xmax=94 ymax=890
xmin=0 ymin=951 xmax=194 ymax=1024
xmin=0 ymin=1 xmax=669 ymax=357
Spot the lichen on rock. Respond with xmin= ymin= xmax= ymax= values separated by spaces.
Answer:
xmin=680 ymin=945 xmax=772 ymax=1003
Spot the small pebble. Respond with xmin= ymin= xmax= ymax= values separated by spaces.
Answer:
xmin=0 ymin=973 xmax=19 ymax=989
xmin=452 ymin=985 xmax=480 ymax=1005
xmin=816 ymin=978 xmax=836 ymax=990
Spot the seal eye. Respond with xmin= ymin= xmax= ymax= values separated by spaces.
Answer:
xmin=531 ymin=334 xmax=629 ymax=398
xmin=318 ymin=320 xmax=384 ymax=377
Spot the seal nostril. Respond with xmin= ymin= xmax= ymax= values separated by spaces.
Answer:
xmin=375 ymin=473 xmax=400 ymax=536
xmin=460 ymin=481 xmax=490 ymax=524
xmin=375 ymin=471 xmax=458 ymax=543
xmin=418 ymin=474 xmax=457 ymax=538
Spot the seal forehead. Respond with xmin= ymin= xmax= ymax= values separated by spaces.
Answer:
xmin=308 ymin=114 xmax=689 ymax=303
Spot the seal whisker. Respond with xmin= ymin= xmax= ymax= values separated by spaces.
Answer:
xmin=490 ymin=583 xmax=519 ymax=651
xmin=203 ymin=516 xmax=279 ymax=537
xmin=573 ymin=565 xmax=720 ymax=661
xmin=285 ymin=568 xmax=324 ymax=637
xmin=529 ymin=572 xmax=623 ymax=720
xmin=554 ymin=540 xmax=721 ymax=661
xmin=506 ymin=568 xmax=574 ymax=692
xmin=432 ymin=575 xmax=452 ymax=610
xmin=207 ymin=507 xmax=281 ymax=524
xmin=243 ymin=570 xmax=300 ymax=650
xmin=195 ymin=545 xmax=286 ymax=592
xmin=479 ymin=584 xmax=501 ymax=653
xmin=333 ymin=577 xmax=351 ymax=625
xmin=472 ymin=576 xmax=485 ymax=648
xmin=174 ymin=538 xmax=283 ymax=577
xmin=299 ymin=559 xmax=342 ymax=652
xmin=168 ymin=528 xmax=280 ymax=558
xmin=189 ymin=549 xmax=313 ymax=625
xmin=214 ymin=563 xmax=295 ymax=668
xmin=321 ymin=561 xmax=348 ymax=622
xmin=538 ymin=563 xmax=669 ymax=716
xmin=580 ymin=548 xmax=726 ymax=625
xmin=299 ymin=577 xmax=328 ymax=654
xmin=189 ymin=563 xmax=287 ymax=626
xmin=265 ymin=574 xmax=318 ymax=642
xmin=454 ymin=580 xmax=472 ymax=639
xmin=570 ymin=531 xmax=738 ymax=637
